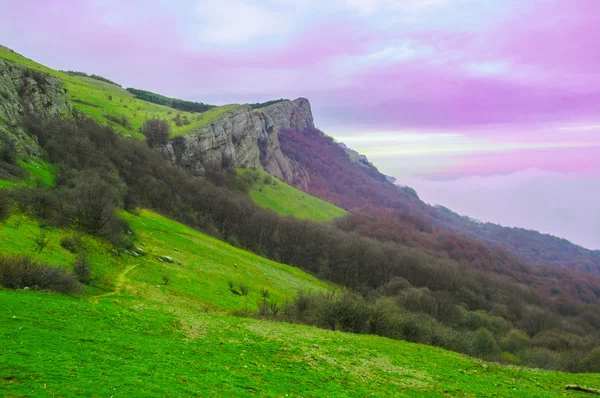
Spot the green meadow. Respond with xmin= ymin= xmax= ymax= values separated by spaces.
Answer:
xmin=1 ymin=209 xmax=599 ymax=396
xmin=0 ymin=159 xmax=56 ymax=189
xmin=239 ymin=168 xmax=346 ymax=223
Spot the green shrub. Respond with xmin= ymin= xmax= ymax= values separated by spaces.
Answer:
xmin=239 ymin=284 xmax=249 ymax=296
xmin=32 ymin=228 xmax=51 ymax=253
xmin=60 ymin=235 xmax=82 ymax=253
xmin=472 ymin=328 xmax=499 ymax=358
xmin=72 ymin=256 xmax=92 ymax=285
xmin=521 ymin=347 xmax=561 ymax=370
xmin=500 ymin=329 xmax=530 ymax=354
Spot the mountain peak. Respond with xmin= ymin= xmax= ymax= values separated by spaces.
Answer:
xmin=256 ymin=97 xmax=315 ymax=132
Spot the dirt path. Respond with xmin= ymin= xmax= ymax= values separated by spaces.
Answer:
xmin=93 ymin=262 xmax=140 ymax=300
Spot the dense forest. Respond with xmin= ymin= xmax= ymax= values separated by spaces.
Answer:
xmin=126 ymin=88 xmax=216 ymax=113
xmin=2 ymin=116 xmax=600 ymax=372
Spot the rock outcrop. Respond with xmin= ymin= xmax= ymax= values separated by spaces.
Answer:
xmin=162 ymin=98 xmax=313 ymax=189
xmin=0 ymin=58 xmax=72 ymax=157
xmin=255 ymin=97 xmax=315 ymax=131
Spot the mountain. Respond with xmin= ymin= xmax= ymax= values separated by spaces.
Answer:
xmin=158 ymin=98 xmax=312 ymax=189
xmin=3 ymin=45 xmax=600 ymax=386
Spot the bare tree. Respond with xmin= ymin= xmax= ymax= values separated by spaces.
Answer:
xmin=74 ymin=177 xmax=118 ymax=234
xmin=142 ymin=119 xmax=170 ymax=148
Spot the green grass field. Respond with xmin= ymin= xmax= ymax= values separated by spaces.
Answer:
xmin=1 ymin=210 xmax=599 ymax=396
xmin=0 ymin=158 xmax=56 ymax=189
xmin=239 ymin=168 xmax=346 ymax=222
xmin=0 ymin=47 xmax=239 ymax=139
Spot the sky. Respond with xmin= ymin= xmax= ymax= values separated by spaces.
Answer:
xmin=1 ymin=0 xmax=599 ymax=249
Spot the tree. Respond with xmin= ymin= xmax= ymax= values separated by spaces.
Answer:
xmin=473 ymin=328 xmax=499 ymax=358
xmin=74 ymin=176 xmax=118 ymax=234
xmin=142 ymin=119 xmax=170 ymax=148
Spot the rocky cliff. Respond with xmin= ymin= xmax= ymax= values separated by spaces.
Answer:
xmin=162 ymin=98 xmax=313 ymax=189
xmin=0 ymin=58 xmax=72 ymax=157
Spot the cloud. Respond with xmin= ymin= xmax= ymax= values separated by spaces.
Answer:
xmin=400 ymin=170 xmax=600 ymax=250
xmin=464 ymin=61 xmax=510 ymax=77
xmin=194 ymin=1 xmax=288 ymax=45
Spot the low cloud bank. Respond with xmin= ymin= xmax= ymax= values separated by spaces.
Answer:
xmin=400 ymin=169 xmax=600 ymax=250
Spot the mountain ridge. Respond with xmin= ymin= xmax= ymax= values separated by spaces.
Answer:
xmin=1 ymin=44 xmax=598 ymax=275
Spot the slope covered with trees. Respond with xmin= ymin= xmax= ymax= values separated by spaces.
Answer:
xmin=278 ymin=127 xmax=600 ymax=275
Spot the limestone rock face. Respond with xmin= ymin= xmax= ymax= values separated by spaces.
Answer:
xmin=0 ymin=59 xmax=72 ymax=123
xmin=256 ymin=97 xmax=315 ymax=131
xmin=162 ymin=98 xmax=313 ymax=189
xmin=0 ymin=58 xmax=72 ymax=157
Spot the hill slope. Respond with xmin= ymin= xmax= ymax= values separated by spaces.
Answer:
xmin=0 ymin=209 xmax=329 ymax=308
xmin=0 ymin=46 xmax=237 ymax=139
xmin=3 ymin=287 xmax=599 ymax=397
xmin=237 ymin=168 xmax=345 ymax=222
xmin=1 ymin=210 xmax=597 ymax=397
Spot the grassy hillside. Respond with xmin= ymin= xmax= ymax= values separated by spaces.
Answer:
xmin=238 ymin=168 xmax=346 ymax=222
xmin=0 ymin=158 xmax=55 ymax=189
xmin=0 ymin=206 xmax=599 ymax=396
xmin=0 ymin=46 xmax=238 ymax=139
xmin=0 ymin=209 xmax=329 ymax=307
xmin=2 ymin=288 xmax=600 ymax=396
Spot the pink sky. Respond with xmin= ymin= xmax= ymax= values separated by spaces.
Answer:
xmin=1 ymin=0 xmax=599 ymax=247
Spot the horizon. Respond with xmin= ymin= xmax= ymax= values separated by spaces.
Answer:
xmin=1 ymin=0 xmax=598 ymax=249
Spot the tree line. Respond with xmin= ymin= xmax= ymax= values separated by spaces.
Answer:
xmin=126 ymin=88 xmax=216 ymax=113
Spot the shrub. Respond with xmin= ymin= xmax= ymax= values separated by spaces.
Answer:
xmin=142 ymin=119 xmax=170 ymax=148
xmin=73 ymin=176 xmax=119 ymax=234
xmin=239 ymin=283 xmax=249 ymax=296
xmin=472 ymin=328 xmax=499 ymax=358
xmin=0 ymin=255 xmax=80 ymax=294
xmin=32 ymin=228 xmax=51 ymax=253
xmin=581 ymin=347 xmax=600 ymax=372
xmin=72 ymin=256 xmax=92 ymax=284
xmin=500 ymin=329 xmax=530 ymax=354
xmin=60 ymin=235 xmax=82 ymax=253
xmin=521 ymin=347 xmax=561 ymax=370
xmin=0 ymin=137 xmax=17 ymax=164
xmin=0 ymin=190 xmax=10 ymax=221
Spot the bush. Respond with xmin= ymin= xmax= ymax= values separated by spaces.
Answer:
xmin=0 ymin=255 xmax=80 ymax=294
xmin=32 ymin=228 xmax=51 ymax=253
xmin=0 ymin=190 xmax=10 ymax=221
xmin=239 ymin=283 xmax=249 ymax=296
xmin=521 ymin=347 xmax=562 ymax=370
xmin=60 ymin=234 xmax=82 ymax=253
xmin=72 ymin=256 xmax=92 ymax=284
xmin=472 ymin=328 xmax=499 ymax=358
xmin=73 ymin=176 xmax=119 ymax=234
xmin=142 ymin=119 xmax=170 ymax=148
xmin=580 ymin=347 xmax=600 ymax=372
xmin=500 ymin=329 xmax=530 ymax=354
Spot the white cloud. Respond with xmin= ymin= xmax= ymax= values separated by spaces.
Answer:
xmin=464 ymin=61 xmax=510 ymax=77
xmin=400 ymin=170 xmax=600 ymax=250
xmin=195 ymin=1 xmax=288 ymax=45
xmin=344 ymin=0 xmax=449 ymax=14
